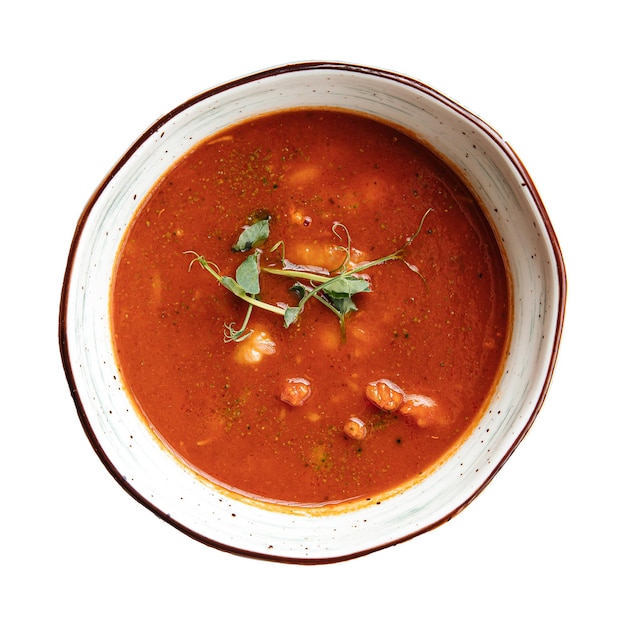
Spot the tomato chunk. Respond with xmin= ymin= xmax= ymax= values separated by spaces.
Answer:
xmin=398 ymin=394 xmax=444 ymax=428
xmin=343 ymin=417 xmax=367 ymax=440
xmin=365 ymin=379 xmax=405 ymax=412
xmin=280 ymin=377 xmax=312 ymax=407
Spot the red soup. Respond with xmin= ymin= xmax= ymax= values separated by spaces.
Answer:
xmin=111 ymin=109 xmax=510 ymax=506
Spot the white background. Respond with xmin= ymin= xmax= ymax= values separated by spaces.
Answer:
xmin=2 ymin=1 xmax=624 ymax=624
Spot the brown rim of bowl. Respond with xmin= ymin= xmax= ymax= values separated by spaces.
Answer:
xmin=58 ymin=61 xmax=567 ymax=564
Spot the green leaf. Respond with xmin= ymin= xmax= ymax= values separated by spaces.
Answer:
xmin=290 ymin=281 xmax=351 ymax=320
xmin=322 ymin=276 xmax=370 ymax=298
xmin=289 ymin=282 xmax=310 ymax=300
xmin=235 ymin=251 xmax=261 ymax=295
xmin=232 ymin=218 xmax=270 ymax=252
xmin=283 ymin=306 xmax=301 ymax=327
xmin=220 ymin=276 xmax=247 ymax=298
xmin=328 ymin=295 xmax=358 ymax=315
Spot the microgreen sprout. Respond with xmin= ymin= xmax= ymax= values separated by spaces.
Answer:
xmin=187 ymin=208 xmax=431 ymax=343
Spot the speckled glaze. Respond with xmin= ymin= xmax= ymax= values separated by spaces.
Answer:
xmin=59 ymin=62 xmax=566 ymax=563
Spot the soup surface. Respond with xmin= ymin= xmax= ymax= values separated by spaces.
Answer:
xmin=111 ymin=109 xmax=510 ymax=506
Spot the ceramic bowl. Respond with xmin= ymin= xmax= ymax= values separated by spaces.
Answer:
xmin=59 ymin=62 xmax=566 ymax=563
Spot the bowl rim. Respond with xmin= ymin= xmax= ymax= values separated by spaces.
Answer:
xmin=58 ymin=60 xmax=567 ymax=563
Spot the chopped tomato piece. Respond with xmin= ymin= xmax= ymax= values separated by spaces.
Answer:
xmin=280 ymin=377 xmax=312 ymax=407
xmin=343 ymin=417 xmax=367 ymax=440
xmin=398 ymin=394 xmax=444 ymax=428
xmin=365 ymin=378 xmax=405 ymax=412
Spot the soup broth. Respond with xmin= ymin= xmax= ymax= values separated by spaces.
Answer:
xmin=111 ymin=109 xmax=510 ymax=506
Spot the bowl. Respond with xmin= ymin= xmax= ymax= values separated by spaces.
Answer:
xmin=59 ymin=62 xmax=566 ymax=563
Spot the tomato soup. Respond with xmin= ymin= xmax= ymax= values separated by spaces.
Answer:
xmin=111 ymin=109 xmax=510 ymax=506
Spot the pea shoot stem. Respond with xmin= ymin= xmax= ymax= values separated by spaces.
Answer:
xmin=262 ymin=267 xmax=334 ymax=283
xmin=187 ymin=254 xmax=286 ymax=316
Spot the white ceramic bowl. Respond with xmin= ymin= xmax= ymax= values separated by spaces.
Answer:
xmin=59 ymin=62 xmax=566 ymax=563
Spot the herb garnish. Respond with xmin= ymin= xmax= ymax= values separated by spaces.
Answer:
xmin=231 ymin=219 xmax=270 ymax=252
xmin=187 ymin=210 xmax=431 ymax=343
